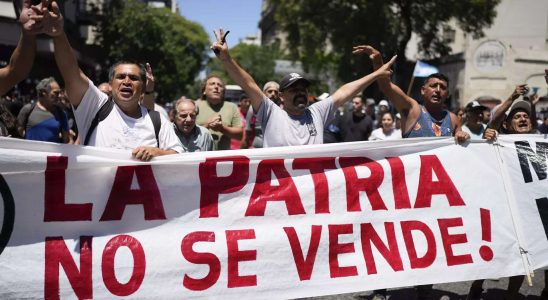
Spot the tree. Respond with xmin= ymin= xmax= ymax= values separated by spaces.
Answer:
xmin=95 ymin=0 xmax=210 ymax=102
xmin=207 ymin=42 xmax=283 ymax=88
xmin=270 ymin=0 xmax=500 ymax=86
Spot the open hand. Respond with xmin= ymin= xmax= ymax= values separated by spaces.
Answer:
xmin=145 ymin=63 xmax=155 ymax=93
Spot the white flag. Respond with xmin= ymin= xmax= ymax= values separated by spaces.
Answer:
xmin=413 ymin=60 xmax=439 ymax=77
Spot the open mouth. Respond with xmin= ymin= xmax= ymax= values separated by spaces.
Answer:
xmin=119 ymin=87 xmax=133 ymax=98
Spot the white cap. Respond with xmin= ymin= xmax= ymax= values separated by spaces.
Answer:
xmin=379 ymin=100 xmax=389 ymax=107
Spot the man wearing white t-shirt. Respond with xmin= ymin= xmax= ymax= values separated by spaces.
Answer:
xmin=211 ymin=29 xmax=396 ymax=148
xmin=42 ymin=4 xmax=182 ymax=161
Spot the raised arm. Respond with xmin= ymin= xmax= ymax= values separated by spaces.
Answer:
xmin=0 ymin=0 xmax=42 ymax=95
xmin=42 ymin=1 xmax=89 ymax=107
xmin=488 ymin=84 xmax=528 ymax=131
xmin=352 ymin=45 xmax=417 ymax=115
xmin=330 ymin=56 xmax=397 ymax=108
xmin=210 ymin=29 xmax=264 ymax=112
xmin=141 ymin=63 xmax=155 ymax=110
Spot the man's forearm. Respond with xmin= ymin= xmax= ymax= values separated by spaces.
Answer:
xmin=0 ymin=34 xmax=36 ymax=95
xmin=220 ymin=57 xmax=263 ymax=111
xmin=220 ymin=124 xmax=243 ymax=140
xmin=52 ymin=33 xmax=88 ymax=106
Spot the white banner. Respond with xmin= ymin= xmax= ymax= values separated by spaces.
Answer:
xmin=498 ymin=135 xmax=548 ymax=270
xmin=0 ymin=136 xmax=546 ymax=299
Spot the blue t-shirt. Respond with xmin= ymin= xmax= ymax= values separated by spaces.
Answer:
xmin=18 ymin=104 xmax=69 ymax=143
xmin=403 ymin=107 xmax=452 ymax=138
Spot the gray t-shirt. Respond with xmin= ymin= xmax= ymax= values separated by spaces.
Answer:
xmin=174 ymin=124 xmax=214 ymax=152
xmin=256 ymin=95 xmax=335 ymax=147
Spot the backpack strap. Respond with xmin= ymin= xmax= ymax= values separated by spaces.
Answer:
xmin=22 ymin=102 xmax=36 ymax=132
xmin=83 ymin=100 xmax=114 ymax=146
xmin=148 ymin=109 xmax=161 ymax=148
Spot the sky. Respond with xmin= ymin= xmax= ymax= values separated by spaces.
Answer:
xmin=177 ymin=0 xmax=263 ymax=46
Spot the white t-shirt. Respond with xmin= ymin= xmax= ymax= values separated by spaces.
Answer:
xmin=461 ymin=123 xmax=486 ymax=141
xmin=368 ymin=127 xmax=402 ymax=141
xmin=256 ymin=95 xmax=335 ymax=147
xmin=74 ymin=80 xmax=183 ymax=152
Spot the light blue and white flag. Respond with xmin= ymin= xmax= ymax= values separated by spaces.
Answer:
xmin=412 ymin=60 xmax=439 ymax=77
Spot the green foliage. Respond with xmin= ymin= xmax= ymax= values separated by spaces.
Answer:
xmin=95 ymin=0 xmax=209 ymax=102
xmin=270 ymin=0 xmax=500 ymax=84
xmin=207 ymin=43 xmax=283 ymax=87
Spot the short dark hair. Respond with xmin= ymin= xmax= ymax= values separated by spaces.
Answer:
xmin=424 ymin=73 xmax=449 ymax=85
xmin=108 ymin=61 xmax=146 ymax=84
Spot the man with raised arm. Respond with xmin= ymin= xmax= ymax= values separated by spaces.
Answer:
xmin=0 ymin=0 xmax=44 ymax=96
xmin=39 ymin=1 xmax=182 ymax=161
xmin=211 ymin=29 xmax=396 ymax=148
xmin=353 ymin=45 xmax=470 ymax=144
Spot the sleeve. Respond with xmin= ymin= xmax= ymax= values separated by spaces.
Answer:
xmin=230 ymin=104 xmax=243 ymax=128
xmin=309 ymin=96 xmax=336 ymax=125
xmin=158 ymin=113 xmax=184 ymax=153
xmin=255 ymin=95 xmax=276 ymax=125
xmin=72 ymin=80 xmax=109 ymax=141
xmin=17 ymin=104 xmax=31 ymax=129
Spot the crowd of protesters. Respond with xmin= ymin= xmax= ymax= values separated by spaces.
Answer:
xmin=1 ymin=1 xmax=548 ymax=299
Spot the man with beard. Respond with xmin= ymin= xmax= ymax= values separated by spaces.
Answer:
xmin=211 ymin=29 xmax=396 ymax=147
xmin=17 ymin=77 xmax=69 ymax=143
xmin=173 ymin=98 xmax=213 ymax=152
xmin=42 ymin=2 xmax=182 ymax=161
xmin=195 ymin=74 xmax=243 ymax=150
xmin=353 ymin=45 xmax=470 ymax=144
xmin=340 ymin=95 xmax=373 ymax=141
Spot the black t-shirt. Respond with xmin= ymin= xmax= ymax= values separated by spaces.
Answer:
xmin=340 ymin=113 xmax=373 ymax=142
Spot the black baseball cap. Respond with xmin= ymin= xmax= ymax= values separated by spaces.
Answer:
xmin=279 ymin=73 xmax=310 ymax=91
xmin=465 ymin=100 xmax=487 ymax=112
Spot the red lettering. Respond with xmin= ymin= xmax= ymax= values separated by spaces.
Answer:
xmin=360 ymin=222 xmax=403 ymax=274
xmin=438 ymin=218 xmax=473 ymax=266
xmin=339 ymin=157 xmax=386 ymax=212
xmin=328 ymin=224 xmax=357 ymax=278
xmin=199 ymin=156 xmax=249 ymax=218
xmin=284 ymin=225 xmax=322 ymax=280
xmin=226 ymin=229 xmax=257 ymax=288
xmin=181 ymin=231 xmax=221 ymax=291
xmin=102 ymin=235 xmax=146 ymax=296
xmin=246 ymin=159 xmax=305 ymax=216
xmin=293 ymin=157 xmax=337 ymax=213
xmin=100 ymin=165 xmax=165 ymax=221
xmin=415 ymin=155 xmax=465 ymax=208
xmin=44 ymin=156 xmax=92 ymax=221
xmin=44 ymin=236 xmax=92 ymax=300
xmin=387 ymin=157 xmax=411 ymax=209
xmin=401 ymin=221 xmax=436 ymax=269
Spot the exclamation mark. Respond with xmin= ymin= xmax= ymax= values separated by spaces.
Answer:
xmin=479 ymin=208 xmax=494 ymax=261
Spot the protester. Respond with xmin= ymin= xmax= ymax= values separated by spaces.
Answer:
xmin=468 ymin=85 xmax=537 ymax=300
xmin=195 ymin=74 xmax=243 ymax=150
xmin=42 ymin=2 xmax=182 ymax=161
xmin=461 ymin=101 xmax=488 ymax=140
xmin=232 ymin=93 xmax=250 ymax=149
xmin=539 ymin=117 xmax=548 ymax=134
xmin=354 ymin=45 xmax=470 ymax=145
xmin=97 ymin=82 xmax=111 ymax=97
xmin=17 ymin=77 xmax=69 ymax=143
xmin=375 ymin=99 xmax=390 ymax=127
xmin=355 ymin=44 xmax=469 ymax=300
xmin=368 ymin=111 xmax=401 ymax=141
xmin=365 ymin=98 xmax=377 ymax=127
xmin=340 ymin=95 xmax=373 ymax=141
xmin=173 ymin=98 xmax=213 ymax=152
xmin=453 ymin=106 xmax=465 ymax=124
xmin=211 ymin=28 xmax=395 ymax=148
xmin=140 ymin=63 xmax=170 ymax=120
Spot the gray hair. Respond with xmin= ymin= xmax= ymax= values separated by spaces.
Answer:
xmin=36 ymin=77 xmax=57 ymax=96
xmin=262 ymin=81 xmax=280 ymax=92
xmin=175 ymin=97 xmax=198 ymax=114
